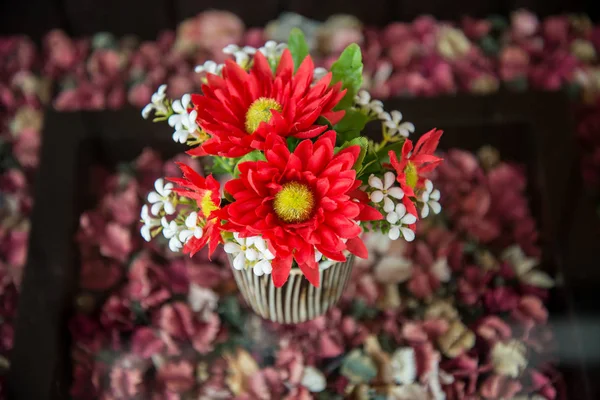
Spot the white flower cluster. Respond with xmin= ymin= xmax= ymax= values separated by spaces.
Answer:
xmin=419 ymin=179 xmax=442 ymax=218
xmin=147 ymin=178 xmax=175 ymax=215
xmin=223 ymin=41 xmax=287 ymax=69
xmin=141 ymin=84 xmax=169 ymax=119
xmin=356 ymin=90 xmax=384 ymax=117
xmin=141 ymin=178 xmax=204 ymax=251
xmin=224 ymin=233 xmax=275 ymax=276
xmin=368 ymin=172 xmax=417 ymax=241
xmin=161 ymin=212 xmax=203 ymax=252
xmin=355 ymin=90 xmax=415 ymax=139
xmin=168 ymin=94 xmax=199 ymax=144
xmin=194 ymin=60 xmax=223 ymax=75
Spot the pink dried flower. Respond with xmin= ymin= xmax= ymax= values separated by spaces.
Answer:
xmin=109 ymin=360 xmax=144 ymax=398
xmin=131 ymin=327 xmax=165 ymax=358
xmin=479 ymin=374 xmax=522 ymax=399
xmin=157 ymin=360 xmax=195 ymax=393
xmin=483 ymin=287 xmax=519 ymax=313
xmin=100 ymin=295 xmax=134 ymax=331
xmin=389 ymin=40 xmax=418 ymax=68
xmin=191 ymin=312 xmax=220 ymax=354
xmin=511 ymin=10 xmax=539 ymax=39
xmin=461 ymin=17 xmax=491 ymax=40
xmin=153 ymin=302 xmax=195 ymax=340
xmin=99 ymin=222 xmax=132 ymax=262
xmin=383 ymin=23 xmax=412 ymax=47
xmin=543 ymin=16 xmax=569 ymax=44
xmin=512 ymin=295 xmax=549 ymax=326
xmin=175 ymin=11 xmax=244 ymax=56
xmin=12 ymin=127 xmax=40 ymax=168
xmin=102 ymin=180 xmax=140 ymax=226
xmin=476 ymin=316 xmax=512 ymax=343
xmin=128 ymin=83 xmax=153 ymax=108
xmin=243 ymin=27 xmax=266 ymax=48
xmin=500 ymin=46 xmax=530 ymax=81
xmin=531 ymin=370 xmax=557 ymax=399
xmin=457 ymin=266 xmax=492 ymax=305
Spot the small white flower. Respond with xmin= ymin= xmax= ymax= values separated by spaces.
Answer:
xmin=147 ymin=178 xmax=175 ymax=215
xmin=356 ymin=89 xmax=371 ymax=106
xmin=387 ymin=203 xmax=417 ymax=241
xmin=224 ymin=233 xmax=274 ymax=275
xmin=194 ymin=60 xmax=223 ymax=75
xmin=491 ymin=340 xmax=528 ymax=378
xmin=140 ymin=204 xmax=161 ymax=242
xmin=391 ymin=347 xmax=417 ymax=385
xmin=168 ymin=94 xmax=199 ymax=144
xmin=420 ymin=180 xmax=441 ymax=218
xmin=502 ymin=245 xmax=554 ymax=288
xmin=178 ymin=212 xmax=203 ymax=243
xmin=355 ymin=90 xmax=384 ymax=116
xmin=369 ymin=172 xmax=404 ymax=213
xmin=141 ymin=84 xmax=168 ymax=119
xmin=300 ymin=366 xmax=326 ymax=392
xmin=380 ymin=110 xmax=415 ymax=138
xmin=258 ymin=40 xmax=287 ymax=60
xmin=223 ymin=44 xmax=256 ymax=67
xmin=161 ymin=217 xmax=183 ymax=252
xmin=314 ymin=250 xmax=334 ymax=270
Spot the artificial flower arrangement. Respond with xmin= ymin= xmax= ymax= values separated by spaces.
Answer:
xmin=140 ymin=29 xmax=444 ymax=322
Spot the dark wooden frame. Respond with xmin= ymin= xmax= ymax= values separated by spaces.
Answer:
xmin=7 ymin=92 xmax=599 ymax=399
xmin=1 ymin=0 xmax=597 ymax=41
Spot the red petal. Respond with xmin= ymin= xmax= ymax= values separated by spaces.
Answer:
xmin=298 ymin=259 xmax=320 ymax=287
xmin=272 ymin=256 xmax=293 ymax=288
xmin=346 ymin=237 xmax=368 ymax=259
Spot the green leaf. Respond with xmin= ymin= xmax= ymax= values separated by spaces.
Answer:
xmin=288 ymin=28 xmax=310 ymax=72
xmin=333 ymin=108 xmax=370 ymax=144
xmin=376 ymin=138 xmax=406 ymax=160
xmin=233 ymin=150 xmax=266 ymax=177
xmin=357 ymin=143 xmax=383 ymax=179
xmin=330 ymin=43 xmax=363 ymax=110
xmin=336 ymin=137 xmax=369 ymax=171
xmin=286 ymin=136 xmax=301 ymax=152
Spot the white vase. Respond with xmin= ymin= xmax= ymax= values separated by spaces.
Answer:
xmin=228 ymin=255 xmax=354 ymax=324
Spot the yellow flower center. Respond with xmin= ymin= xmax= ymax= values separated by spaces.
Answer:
xmin=405 ymin=161 xmax=418 ymax=189
xmin=245 ymin=97 xmax=282 ymax=133
xmin=200 ymin=191 xmax=219 ymax=218
xmin=273 ymin=182 xmax=315 ymax=223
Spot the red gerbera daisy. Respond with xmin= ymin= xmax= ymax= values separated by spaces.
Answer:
xmin=189 ymin=49 xmax=346 ymax=158
xmin=223 ymin=131 xmax=382 ymax=287
xmin=389 ymin=129 xmax=444 ymax=198
xmin=168 ymin=163 xmax=223 ymax=256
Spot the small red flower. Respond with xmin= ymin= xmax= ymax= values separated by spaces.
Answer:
xmin=389 ymin=129 xmax=444 ymax=198
xmin=224 ymin=132 xmax=382 ymax=287
xmin=168 ymin=163 xmax=223 ymax=255
xmin=189 ymin=49 xmax=346 ymax=157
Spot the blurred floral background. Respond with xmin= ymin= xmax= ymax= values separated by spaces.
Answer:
xmin=1 ymin=9 xmax=599 ymax=399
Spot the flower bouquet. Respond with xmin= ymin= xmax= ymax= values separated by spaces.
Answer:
xmin=140 ymin=29 xmax=444 ymax=323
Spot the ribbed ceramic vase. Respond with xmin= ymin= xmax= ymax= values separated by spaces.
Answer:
xmin=228 ymin=256 xmax=354 ymax=324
